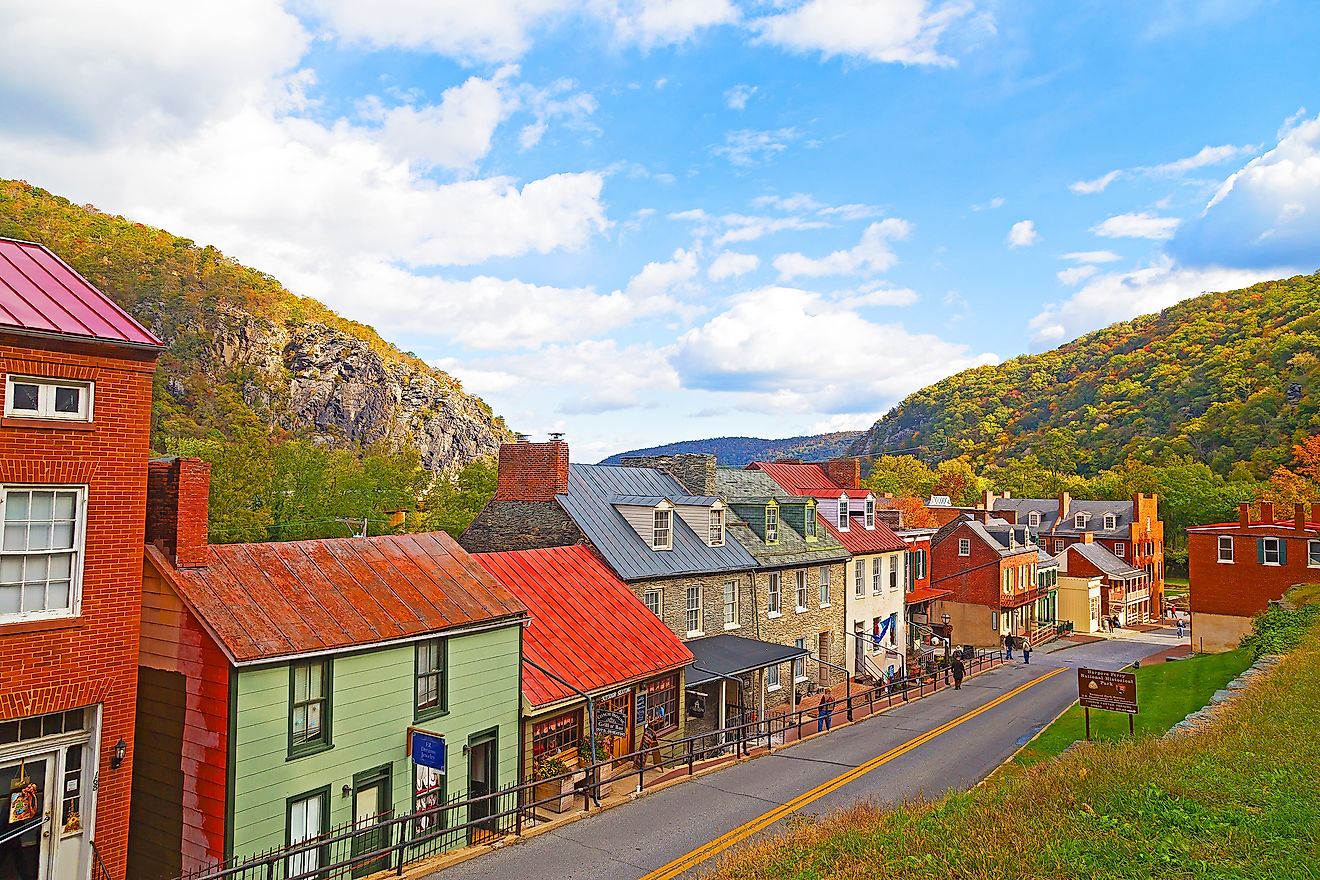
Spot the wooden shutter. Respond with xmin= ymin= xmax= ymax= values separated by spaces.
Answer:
xmin=1279 ymin=539 xmax=1288 ymax=565
xmin=1257 ymin=538 xmax=1266 ymax=564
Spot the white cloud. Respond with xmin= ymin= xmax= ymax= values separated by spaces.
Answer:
xmin=1029 ymin=257 xmax=1289 ymax=344
xmin=624 ymin=248 xmax=702 ymax=304
xmin=1061 ymin=250 xmax=1122 ymax=263
xmin=1147 ymin=143 xmax=1258 ymax=175
xmin=713 ymin=214 xmax=831 ymax=245
xmin=1056 ymin=265 xmax=1098 ymax=286
xmin=836 ymin=282 xmax=920 ymax=307
xmin=304 ymin=0 xmax=576 ymax=63
xmin=713 ymin=128 xmax=801 ymax=167
xmin=1173 ymin=111 xmax=1320 ymax=268
xmin=671 ymin=286 xmax=997 ymax=414
xmin=773 ymin=219 xmax=912 ymax=279
xmin=1070 ymin=170 xmax=1121 ymax=194
xmin=724 ymin=84 xmax=758 ymax=110
xmin=612 ymin=0 xmax=739 ymax=48
xmin=1091 ymin=212 xmax=1181 ymax=240
xmin=708 ymin=251 xmax=761 ymax=280
xmin=970 ymin=196 xmax=1005 ymax=211
xmin=751 ymin=0 xmax=976 ymax=66
xmin=1006 ymin=219 xmax=1040 ymax=248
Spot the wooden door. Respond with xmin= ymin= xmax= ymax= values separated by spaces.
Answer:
xmin=817 ymin=631 xmax=831 ymax=686
xmin=350 ymin=765 xmax=391 ymax=878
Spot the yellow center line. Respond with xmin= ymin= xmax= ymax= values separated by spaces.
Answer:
xmin=638 ymin=666 xmax=1067 ymax=880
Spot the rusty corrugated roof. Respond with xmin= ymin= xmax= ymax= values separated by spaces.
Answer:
xmin=0 ymin=238 xmax=162 ymax=348
xmin=474 ymin=546 xmax=693 ymax=708
xmin=151 ymin=531 xmax=527 ymax=664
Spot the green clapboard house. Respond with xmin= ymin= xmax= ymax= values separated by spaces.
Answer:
xmin=130 ymin=461 xmax=528 ymax=879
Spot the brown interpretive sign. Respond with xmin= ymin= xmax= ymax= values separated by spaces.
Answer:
xmin=1078 ymin=667 xmax=1138 ymax=715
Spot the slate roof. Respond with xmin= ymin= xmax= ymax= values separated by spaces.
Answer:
xmin=1065 ymin=542 xmax=1145 ymax=579
xmin=750 ymin=462 xmax=902 ymax=555
xmin=557 ymin=464 xmax=757 ymax=581
xmin=1037 ymin=548 xmax=1059 ymax=567
xmin=935 ymin=514 xmax=1039 ymax=557
xmin=474 ymin=546 xmax=692 ymax=709
xmin=716 ymin=468 xmax=851 ymax=567
xmin=0 ymin=238 xmax=163 ymax=348
xmin=685 ymin=634 xmax=810 ymax=687
xmin=992 ymin=498 xmax=1133 ymax=537
xmin=149 ymin=531 xmax=527 ymax=665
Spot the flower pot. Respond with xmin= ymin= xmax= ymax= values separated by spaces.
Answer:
xmin=533 ymin=776 xmax=575 ymax=813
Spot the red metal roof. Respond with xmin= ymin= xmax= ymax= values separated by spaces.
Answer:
xmin=149 ymin=531 xmax=527 ymax=665
xmin=0 ymin=238 xmax=162 ymax=348
xmin=475 ymin=546 xmax=693 ymax=709
xmin=820 ymin=516 xmax=907 ymax=554
xmin=906 ymin=586 xmax=952 ymax=605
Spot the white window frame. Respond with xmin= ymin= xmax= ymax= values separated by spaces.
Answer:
xmin=766 ymin=664 xmax=781 ymax=691
xmin=795 ymin=569 xmax=809 ymax=612
xmin=723 ymin=580 xmax=739 ymax=628
xmin=765 ymin=504 xmax=779 ymax=544
xmin=287 ymin=789 xmax=326 ymax=878
xmin=864 ymin=498 xmax=875 ymax=529
xmin=1104 ymin=513 xmax=1117 ymax=530
xmin=1075 ymin=512 xmax=1089 ymax=529
xmin=685 ymin=584 xmax=703 ymax=636
xmin=1114 ymin=542 xmax=1125 ymax=558
xmin=837 ymin=495 xmax=849 ymax=530
xmin=1054 ymin=539 xmax=1065 ymax=553
xmin=1028 ymin=511 xmax=1041 ymax=528
xmin=793 ymin=638 xmax=807 ymax=681
xmin=958 ymin=538 xmax=971 ymax=557
xmin=854 ymin=559 xmax=865 ymax=598
xmin=644 ymin=588 xmax=662 ymax=617
xmin=652 ymin=506 xmax=673 ymax=550
xmin=0 ymin=484 xmax=88 ymax=623
xmin=767 ymin=572 xmax=782 ymax=616
xmin=1309 ymin=539 xmax=1320 ymax=569
xmin=889 ymin=559 xmax=899 ymax=592
xmin=3 ymin=376 xmax=94 ymax=422
xmin=1261 ymin=537 xmax=1282 ymax=566
xmin=804 ymin=504 xmax=817 ymax=540
xmin=818 ymin=565 xmax=830 ymax=607
xmin=871 ymin=557 xmax=882 ymax=595
xmin=707 ymin=506 xmax=725 ymax=547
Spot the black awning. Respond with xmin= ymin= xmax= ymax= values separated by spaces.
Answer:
xmin=684 ymin=634 xmax=810 ymax=688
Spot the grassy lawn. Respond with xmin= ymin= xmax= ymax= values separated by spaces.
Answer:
xmin=711 ymin=612 xmax=1320 ymax=880
xmin=1012 ymin=648 xmax=1253 ymax=767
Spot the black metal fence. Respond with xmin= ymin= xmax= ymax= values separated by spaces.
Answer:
xmin=173 ymin=651 xmax=1005 ymax=880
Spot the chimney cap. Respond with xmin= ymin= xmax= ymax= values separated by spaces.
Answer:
xmin=548 ymin=432 xmax=565 ymax=441
xmin=513 ymin=432 xmax=530 ymax=443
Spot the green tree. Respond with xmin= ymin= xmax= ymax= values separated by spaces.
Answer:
xmin=863 ymin=455 xmax=937 ymax=499
xmin=418 ymin=458 xmax=498 ymax=538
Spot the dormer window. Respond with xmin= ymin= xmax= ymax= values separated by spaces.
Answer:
xmin=5 ymin=376 xmax=93 ymax=422
xmin=864 ymin=498 xmax=875 ymax=529
xmin=1075 ymin=512 xmax=1089 ymax=529
xmin=707 ymin=506 xmax=726 ymax=547
xmin=1028 ymin=511 xmax=1041 ymax=528
xmin=1104 ymin=513 xmax=1117 ymax=530
xmin=837 ymin=495 xmax=849 ymax=530
xmin=652 ymin=505 xmax=673 ymax=550
xmin=804 ymin=503 xmax=817 ymax=541
xmin=765 ymin=503 xmax=779 ymax=544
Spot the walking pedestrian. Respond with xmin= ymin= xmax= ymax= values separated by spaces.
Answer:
xmin=1022 ymin=639 xmax=1032 ymax=664
xmin=1176 ymin=617 xmax=1186 ymax=639
xmin=1004 ymin=633 xmax=1015 ymax=660
xmin=951 ymin=652 xmax=966 ymax=690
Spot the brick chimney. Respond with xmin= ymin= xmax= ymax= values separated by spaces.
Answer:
xmin=619 ymin=454 xmax=717 ymax=495
xmin=1296 ymin=503 xmax=1308 ymax=535
xmin=1239 ymin=502 xmax=1250 ymax=529
xmin=824 ymin=457 xmax=860 ymax=490
xmin=1260 ymin=500 xmax=1275 ymax=523
xmin=146 ymin=457 xmax=211 ymax=568
xmin=1058 ymin=491 xmax=1071 ymax=523
xmin=495 ymin=440 xmax=570 ymax=501
xmin=1080 ymin=532 xmax=1094 ymax=544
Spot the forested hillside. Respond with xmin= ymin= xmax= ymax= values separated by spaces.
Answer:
xmin=849 ymin=272 xmax=1320 ymax=475
xmin=0 ymin=180 xmax=512 ymax=541
xmin=604 ymin=432 xmax=859 ymax=466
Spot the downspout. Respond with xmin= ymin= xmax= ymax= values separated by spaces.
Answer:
xmin=521 ymin=656 xmax=601 ymax=804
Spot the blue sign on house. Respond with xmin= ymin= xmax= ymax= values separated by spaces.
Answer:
xmin=411 ymin=730 xmax=446 ymax=773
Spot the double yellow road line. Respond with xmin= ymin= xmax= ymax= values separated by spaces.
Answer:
xmin=639 ymin=666 xmax=1067 ymax=880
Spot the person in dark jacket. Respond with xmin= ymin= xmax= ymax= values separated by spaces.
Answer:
xmin=951 ymin=652 xmax=966 ymax=689
xmin=1004 ymin=633 xmax=1015 ymax=659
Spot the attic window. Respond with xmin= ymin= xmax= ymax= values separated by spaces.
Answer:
xmin=804 ymin=504 xmax=817 ymax=540
xmin=1028 ymin=511 xmax=1041 ymax=528
xmin=1104 ymin=513 xmax=1117 ymax=530
xmin=708 ymin=507 xmax=725 ymax=547
xmin=864 ymin=498 xmax=875 ymax=529
xmin=765 ymin=504 xmax=779 ymax=544
xmin=837 ymin=496 xmax=849 ymax=530
xmin=652 ymin=507 xmax=672 ymax=550
xmin=1075 ymin=512 xmax=1089 ymax=529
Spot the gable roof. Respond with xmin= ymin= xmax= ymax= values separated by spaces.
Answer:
xmin=556 ymin=464 xmax=757 ymax=581
xmin=936 ymin=514 xmax=1039 ymax=557
xmin=1064 ymin=542 xmax=1145 ymax=578
xmin=716 ymin=468 xmax=850 ymax=567
xmin=0 ymin=238 xmax=162 ymax=349
xmin=474 ymin=546 xmax=692 ymax=708
xmin=150 ymin=531 xmax=527 ymax=665
xmin=992 ymin=498 xmax=1134 ymax=537
xmin=748 ymin=461 xmax=871 ymax=498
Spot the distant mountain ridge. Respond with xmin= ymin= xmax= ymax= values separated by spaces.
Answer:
xmin=0 ymin=179 xmax=513 ymax=472
xmin=602 ymin=432 xmax=860 ymax=466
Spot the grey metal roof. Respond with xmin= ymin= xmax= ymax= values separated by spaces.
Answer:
xmin=556 ymin=464 xmax=757 ymax=581
xmin=609 ymin=494 xmax=721 ymax=506
xmin=1067 ymin=542 xmax=1144 ymax=578
xmin=685 ymin=634 xmax=810 ymax=687
xmin=1037 ymin=548 xmax=1058 ymax=567
xmin=992 ymin=498 xmax=1133 ymax=537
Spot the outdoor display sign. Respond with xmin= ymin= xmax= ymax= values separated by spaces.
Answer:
xmin=595 ymin=709 xmax=628 ymax=738
xmin=1078 ymin=668 xmax=1138 ymax=714
xmin=408 ymin=728 xmax=446 ymax=773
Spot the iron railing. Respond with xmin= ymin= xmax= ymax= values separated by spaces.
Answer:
xmin=171 ymin=652 xmax=1005 ymax=880
xmin=90 ymin=838 xmax=113 ymax=880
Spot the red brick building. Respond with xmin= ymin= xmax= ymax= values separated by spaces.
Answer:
xmin=929 ymin=514 xmax=1045 ymax=648
xmin=1053 ymin=535 xmax=1150 ymax=627
xmin=0 ymin=238 xmax=162 ymax=880
xmin=1188 ymin=501 xmax=1320 ymax=651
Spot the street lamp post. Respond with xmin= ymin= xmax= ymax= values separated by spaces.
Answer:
xmin=941 ymin=613 xmax=952 ymax=659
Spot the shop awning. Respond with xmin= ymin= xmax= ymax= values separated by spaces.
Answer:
xmin=905 ymin=586 xmax=952 ymax=605
xmin=684 ymin=634 xmax=810 ymax=688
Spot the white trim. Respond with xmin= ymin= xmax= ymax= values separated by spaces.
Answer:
xmin=0 ymin=484 xmax=88 ymax=625
xmin=3 ymin=375 xmax=94 ymax=422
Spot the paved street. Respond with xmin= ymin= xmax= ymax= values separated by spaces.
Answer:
xmin=433 ymin=628 xmax=1186 ymax=880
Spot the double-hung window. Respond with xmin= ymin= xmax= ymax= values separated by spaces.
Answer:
xmin=0 ymin=486 xmax=85 ymax=622
xmin=415 ymin=638 xmax=446 ymax=720
xmin=795 ymin=570 xmax=809 ymax=611
xmin=793 ymin=638 xmax=807 ymax=681
xmin=4 ymin=376 xmax=93 ymax=422
xmin=1114 ymin=542 xmax=1125 ymax=557
xmin=766 ymin=665 xmax=781 ymax=690
xmin=818 ymin=566 xmax=830 ymax=606
xmin=837 ymin=496 xmax=849 ymax=530
xmin=1309 ymin=539 xmax=1320 ymax=568
xmin=723 ymin=581 xmax=739 ymax=627
xmin=1028 ymin=511 xmax=1041 ymax=528
xmin=914 ymin=549 xmax=926 ymax=581
xmin=708 ymin=507 xmax=725 ymax=546
xmin=871 ymin=557 xmax=882 ymax=595
xmin=958 ymin=538 xmax=971 ymax=557
xmin=804 ymin=507 xmax=817 ymax=540
xmin=864 ymin=499 xmax=875 ymax=529
xmin=287 ymin=788 xmax=328 ymax=877
xmin=1259 ymin=537 xmax=1284 ymax=566
xmin=645 ymin=589 xmax=663 ymax=617
xmin=765 ymin=505 xmax=779 ymax=544
xmin=686 ymin=585 xmax=703 ymax=635
xmin=854 ymin=559 xmax=865 ymax=598
xmin=1104 ymin=513 xmax=1117 ymax=530
xmin=289 ymin=660 xmax=331 ymax=756
xmin=889 ymin=559 xmax=899 ymax=591
xmin=652 ymin=508 xmax=672 ymax=550
xmin=768 ymin=573 xmax=781 ymax=615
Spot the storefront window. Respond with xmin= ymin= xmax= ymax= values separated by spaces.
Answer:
xmin=531 ymin=711 xmax=581 ymax=758
xmin=643 ymin=675 xmax=678 ymax=731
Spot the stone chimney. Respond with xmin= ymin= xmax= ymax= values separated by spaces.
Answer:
xmin=1260 ymin=500 xmax=1275 ymax=523
xmin=494 ymin=440 xmax=570 ymax=501
xmin=1079 ymin=532 xmax=1094 ymax=544
xmin=620 ymin=454 xmax=717 ymax=496
xmin=982 ymin=490 xmax=995 ymax=511
xmin=1239 ymin=502 xmax=1251 ymax=529
xmin=146 ymin=457 xmax=211 ymax=568
xmin=824 ymin=457 xmax=860 ymax=490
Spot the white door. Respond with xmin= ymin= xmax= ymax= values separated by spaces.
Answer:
xmin=0 ymin=753 xmax=56 ymax=880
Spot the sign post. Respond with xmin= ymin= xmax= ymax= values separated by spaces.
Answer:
xmin=1077 ymin=668 xmax=1138 ymax=741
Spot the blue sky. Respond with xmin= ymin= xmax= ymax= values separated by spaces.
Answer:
xmin=3 ymin=1 xmax=1320 ymax=461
